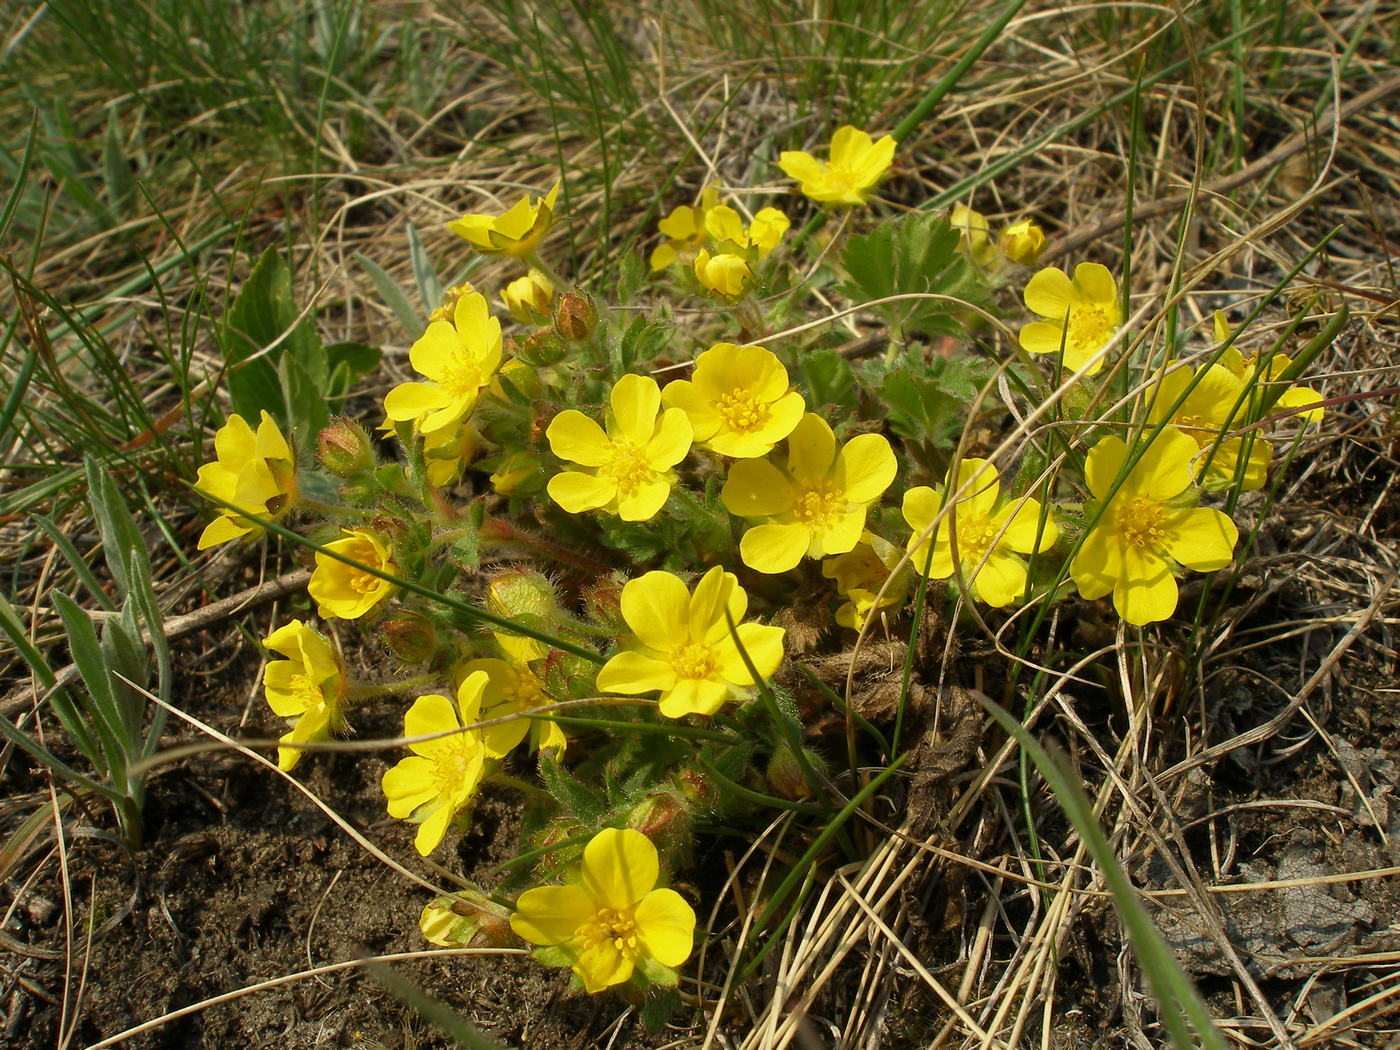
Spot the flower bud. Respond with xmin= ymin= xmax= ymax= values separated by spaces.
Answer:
xmin=675 ymin=766 xmax=719 ymax=809
xmin=553 ymin=291 xmax=599 ymax=342
xmin=767 ymin=748 xmax=823 ymax=801
xmin=381 ymin=611 xmax=436 ymax=664
xmin=486 ymin=568 xmax=562 ymax=624
xmin=501 ymin=269 xmax=555 ymax=324
xmin=420 ymin=891 xmax=514 ymax=949
xmin=950 ymin=205 xmax=996 ymax=267
xmin=998 ymin=219 xmax=1046 ymax=266
xmin=512 ymin=328 xmax=569 ymax=367
xmin=317 ymin=418 xmax=375 ymax=476
xmin=489 ymin=452 xmax=544 ymax=497
xmin=429 ymin=281 xmax=479 ymax=324
xmin=627 ymin=790 xmax=693 ymax=867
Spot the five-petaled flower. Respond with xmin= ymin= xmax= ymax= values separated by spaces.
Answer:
xmin=692 ymin=248 xmax=753 ymax=299
xmin=381 ymin=670 xmax=518 ymax=856
xmin=661 ymin=343 xmax=806 ymax=458
xmin=1146 ymin=360 xmax=1272 ymax=491
xmin=194 ymin=410 xmax=297 ymax=550
xmin=308 ymin=528 xmax=399 ymax=620
xmin=546 ymin=373 xmax=693 ymax=522
xmin=383 ymin=290 xmax=503 ymax=436
xmin=1214 ymin=311 xmax=1325 ymax=425
xmin=721 ymin=413 xmax=897 ymax=574
xmin=595 ymin=566 xmax=785 ymax=718
xmin=779 ymin=125 xmax=897 ymax=206
xmin=649 ymin=184 xmax=721 ymax=271
xmin=822 ymin=531 xmax=910 ymax=631
xmin=1018 ymin=263 xmax=1121 ymax=376
xmin=1069 ymin=429 xmax=1238 ymax=625
xmin=262 ymin=619 xmax=346 ymax=771
xmin=902 ymin=458 xmax=1059 ymax=608
xmin=459 ymin=656 xmax=565 ymax=754
xmin=448 ymin=181 xmax=560 ymax=256
xmin=510 ymin=828 xmax=696 ymax=993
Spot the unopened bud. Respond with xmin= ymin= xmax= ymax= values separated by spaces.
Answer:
xmin=627 ymin=790 xmax=693 ymax=866
xmin=767 ymin=748 xmax=822 ymax=801
xmin=998 ymin=219 xmax=1045 ymax=266
xmin=382 ymin=611 xmax=436 ymax=664
xmin=512 ymin=328 xmax=569 ymax=366
xmin=420 ymin=891 xmax=513 ymax=949
xmin=553 ymin=292 xmax=599 ymax=342
xmin=317 ymin=418 xmax=375 ymax=476
xmin=501 ymin=269 xmax=554 ymax=324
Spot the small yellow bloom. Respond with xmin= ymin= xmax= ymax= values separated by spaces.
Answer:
xmin=595 ymin=566 xmax=785 ymax=718
xmin=779 ymin=125 xmax=897 ymax=206
xmin=951 ymin=205 xmax=997 ymax=267
xmin=511 ymin=828 xmax=697 ymax=993
xmin=500 ymin=269 xmax=555 ymax=324
xmin=1018 ymin=263 xmax=1122 ymax=376
xmin=1214 ymin=311 xmax=1325 ymax=424
xmin=429 ymin=281 xmax=478 ymax=324
xmin=999 ymin=219 xmax=1046 ymax=265
xmin=308 ymin=528 xmax=399 ymax=620
xmin=902 ymin=459 xmax=1059 ymax=608
xmin=194 ymin=411 xmax=297 ymax=550
xmin=448 ymin=181 xmax=561 ymax=256
xmin=1146 ymin=361 xmax=1272 ymax=491
xmin=661 ymin=343 xmax=806 ymax=458
xmin=692 ymin=248 xmax=753 ymax=299
xmin=721 ymin=414 xmax=897 ymax=574
xmin=381 ymin=671 xmax=495 ymax=856
xmin=423 ymin=419 xmax=481 ymax=488
xmin=747 ymin=207 xmax=791 ymax=258
xmin=546 ymin=373 xmax=693 ymax=522
xmin=649 ymin=184 xmax=720 ymax=271
xmin=822 ymin=531 xmax=910 ymax=631
xmin=1070 ymin=429 xmax=1238 ymax=626
xmin=263 ymin=619 xmax=345 ymax=771
xmin=460 ymin=656 xmax=565 ymax=754
xmin=382 ymin=291 xmax=503 ymax=435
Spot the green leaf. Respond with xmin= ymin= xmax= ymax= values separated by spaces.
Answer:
xmin=406 ymin=220 xmax=443 ymax=315
xmin=355 ymin=251 xmax=423 ymax=337
xmin=101 ymin=109 xmax=135 ymax=218
xmin=223 ymin=247 xmax=325 ymax=428
xmin=798 ymin=349 xmax=855 ymax=414
xmin=325 ymin=341 xmax=383 ymax=400
xmin=538 ymin=753 xmax=607 ymax=823
xmin=52 ymin=592 xmax=132 ymax=784
xmin=839 ymin=212 xmax=986 ymax=338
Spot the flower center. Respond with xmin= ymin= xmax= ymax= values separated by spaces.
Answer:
xmin=1171 ymin=413 xmax=1214 ymax=448
xmin=348 ymin=568 xmax=381 ymax=594
xmin=1116 ymin=496 xmax=1167 ymax=550
xmin=791 ymin=480 xmax=844 ymax=528
xmin=287 ymin=671 xmax=323 ymax=712
xmin=579 ymin=906 xmax=640 ymax=958
xmin=603 ymin=438 xmax=653 ymax=494
xmin=438 ymin=357 xmax=484 ymax=399
xmin=670 ymin=641 xmax=717 ymax=681
xmin=948 ymin=511 xmax=997 ymax=562
xmin=824 ymin=165 xmax=862 ymax=195
xmin=1065 ymin=303 xmax=1115 ymax=350
xmin=715 ymin=389 xmax=769 ymax=433
xmin=431 ymin=739 xmax=478 ymax=795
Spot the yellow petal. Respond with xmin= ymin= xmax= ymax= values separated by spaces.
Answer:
xmin=547 ymin=411 xmax=610 ymax=466
xmin=1162 ymin=507 xmax=1236 ymax=571
xmin=635 ymin=889 xmax=696 ymax=967
xmin=740 ymin=522 xmax=810 ymax=574
xmin=547 ymin=471 xmax=616 ymax=514
xmin=834 ymin=433 xmax=897 ymax=505
xmin=511 ymin=884 xmax=593 ymax=947
xmin=610 ymin=373 xmax=662 ymax=447
xmin=1023 ymin=267 xmax=1076 ymax=319
xmin=596 ymin=651 xmax=678 ymax=696
xmin=620 ymin=570 xmax=690 ymax=652
xmin=721 ymin=459 xmax=794 ymax=518
xmin=581 ymin=828 xmax=657 ymax=910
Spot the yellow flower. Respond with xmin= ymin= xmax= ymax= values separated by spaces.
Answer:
xmin=1018 ymin=263 xmax=1122 ymax=376
xmin=459 ymin=656 xmax=565 ymax=755
xmin=648 ymin=184 xmax=720 ymax=271
xmin=1146 ymin=361 xmax=1272 ymax=491
xmin=779 ymin=125 xmax=897 ymax=206
xmin=381 ymin=671 xmax=496 ymax=856
xmin=194 ymin=411 xmax=297 ymax=550
xmin=902 ymin=459 xmax=1059 ymax=608
xmin=546 ymin=373 xmax=693 ymax=522
xmin=1214 ymin=311 xmax=1324 ymax=424
xmin=702 ymin=205 xmax=790 ymax=259
xmin=501 ymin=269 xmax=555 ymax=324
xmin=747 ymin=207 xmax=791 ymax=257
xmin=383 ymin=291 xmax=503 ymax=435
xmin=1069 ymin=429 xmax=1238 ymax=626
xmin=595 ymin=566 xmax=785 ymax=718
xmin=308 ymin=528 xmax=399 ymax=620
xmin=951 ymin=205 xmax=997 ymax=267
xmin=262 ymin=619 xmax=345 ymax=771
xmin=721 ymin=413 xmax=897 ymax=574
xmin=448 ymin=180 xmax=561 ymax=256
xmin=692 ymin=248 xmax=754 ymax=299
xmin=510 ymin=828 xmax=696 ymax=993
xmin=999 ymin=219 xmax=1046 ymax=265
xmin=661 ymin=343 xmax=806 ymax=458
xmin=429 ymin=281 xmax=478 ymax=324
xmin=822 ymin=531 xmax=910 ymax=631
xmin=423 ymin=419 xmax=481 ymax=488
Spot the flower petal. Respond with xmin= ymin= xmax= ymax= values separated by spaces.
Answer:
xmin=548 ymin=471 xmax=616 ymax=514
xmin=657 ymin=676 xmax=730 ymax=718
xmin=547 ymin=411 xmax=610 ymax=466
xmin=1023 ymin=267 xmax=1077 ymax=319
xmin=610 ymin=373 xmax=662 ymax=447
xmin=510 ymin=884 xmax=594 ymax=947
xmin=740 ymin=522 xmax=810 ymax=574
xmin=635 ymin=889 xmax=696 ymax=967
xmin=785 ymin=414 xmax=836 ymax=484
xmin=596 ymin=651 xmax=677 ymax=696
xmin=714 ymin=623 xmax=785 ymax=684
xmin=1073 ymin=262 xmax=1117 ymax=305
xmin=834 ymin=433 xmax=897 ymax=505
xmin=621 ymin=570 xmax=691 ymax=651
xmin=581 ymin=828 xmax=658 ymax=911
xmin=721 ymin=459 xmax=794 ymax=518
xmin=1114 ymin=546 xmax=1178 ymax=625
xmin=1162 ymin=507 xmax=1237 ymax=571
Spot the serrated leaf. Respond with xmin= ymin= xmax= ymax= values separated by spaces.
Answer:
xmin=538 ymin=754 xmax=607 ymax=822
xmin=798 ymin=349 xmax=855 ymax=413
xmin=840 ymin=212 xmax=987 ymax=338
